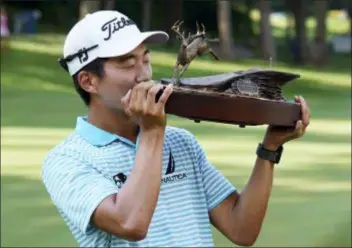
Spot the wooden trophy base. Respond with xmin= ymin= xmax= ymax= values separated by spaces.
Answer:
xmin=159 ymin=68 xmax=302 ymax=127
xmin=165 ymin=87 xmax=301 ymax=127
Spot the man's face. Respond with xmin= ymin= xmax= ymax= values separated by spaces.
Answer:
xmin=92 ymin=43 xmax=152 ymax=113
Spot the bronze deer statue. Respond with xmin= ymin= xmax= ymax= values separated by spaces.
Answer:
xmin=171 ymin=20 xmax=220 ymax=84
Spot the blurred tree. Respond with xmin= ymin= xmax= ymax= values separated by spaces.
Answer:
xmin=259 ymin=0 xmax=276 ymax=61
xmin=348 ymin=3 xmax=352 ymax=35
xmin=141 ymin=0 xmax=151 ymax=31
xmin=231 ymin=0 xmax=255 ymax=42
xmin=113 ymin=0 xmax=141 ymax=26
xmin=243 ymin=0 xmax=255 ymax=41
xmin=310 ymin=0 xmax=328 ymax=66
xmin=270 ymin=0 xmax=291 ymax=12
xmin=79 ymin=0 xmax=100 ymax=20
xmin=101 ymin=0 xmax=115 ymax=10
xmin=286 ymin=0 xmax=309 ymax=64
xmin=217 ymin=0 xmax=235 ymax=59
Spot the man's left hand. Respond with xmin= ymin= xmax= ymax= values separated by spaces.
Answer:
xmin=262 ymin=96 xmax=311 ymax=150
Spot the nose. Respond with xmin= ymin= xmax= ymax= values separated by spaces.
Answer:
xmin=135 ymin=64 xmax=151 ymax=84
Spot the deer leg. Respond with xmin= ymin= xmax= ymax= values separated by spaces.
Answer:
xmin=178 ymin=63 xmax=190 ymax=79
xmin=208 ymin=48 xmax=220 ymax=60
xmin=172 ymin=63 xmax=180 ymax=80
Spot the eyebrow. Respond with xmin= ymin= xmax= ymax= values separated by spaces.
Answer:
xmin=118 ymin=49 xmax=150 ymax=62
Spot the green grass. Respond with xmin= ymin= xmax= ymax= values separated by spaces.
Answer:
xmin=1 ymin=34 xmax=351 ymax=247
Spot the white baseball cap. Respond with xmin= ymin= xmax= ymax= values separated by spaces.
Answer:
xmin=59 ymin=10 xmax=169 ymax=76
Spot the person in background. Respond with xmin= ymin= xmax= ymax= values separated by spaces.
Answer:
xmin=1 ymin=4 xmax=11 ymax=50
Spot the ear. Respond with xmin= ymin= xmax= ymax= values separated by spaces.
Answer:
xmin=77 ymin=71 xmax=100 ymax=94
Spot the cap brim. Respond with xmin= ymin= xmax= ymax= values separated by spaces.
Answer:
xmin=141 ymin=31 xmax=169 ymax=44
xmin=98 ymin=31 xmax=169 ymax=58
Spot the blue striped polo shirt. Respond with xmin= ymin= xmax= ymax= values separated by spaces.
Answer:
xmin=42 ymin=116 xmax=237 ymax=247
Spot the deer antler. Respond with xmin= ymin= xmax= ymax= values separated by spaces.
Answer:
xmin=171 ymin=20 xmax=186 ymax=43
xmin=201 ymin=23 xmax=206 ymax=33
xmin=196 ymin=21 xmax=206 ymax=35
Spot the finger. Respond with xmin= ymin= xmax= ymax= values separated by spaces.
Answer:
xmin=129 ymin=85 xmax=139 ymax=111
xmin=133 ymin=81 xmax=154 ymax=113
xmin=299 ymin=96 xmax=310 ymax=127
xmin=294 ymin=120 xmax=304 ymax=137
xmin=157 ymin=83 xmax=173 ymax=107
xmin=155 ymin=86 xmax=166 ymax=103
xmin=135 ymin=82 xmax=148 ymax=110
xmin=121 ymin=89 xmax=132 ymax=116
xmin=146 ymin=84 xmax=164 ymax=109
xmin=140 ymin=81 xmax=156 ymax=111
xmin=294 ymin=95 xmax=300 ymax=103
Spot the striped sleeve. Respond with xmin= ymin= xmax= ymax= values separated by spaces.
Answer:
xmin=190 ymin=136 xmax=237 ymax=211
xmin=41 ymin=152 xmax=119 ymax=235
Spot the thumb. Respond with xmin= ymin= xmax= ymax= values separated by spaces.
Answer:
xmin=294 ymin=120 xmax=304 ymax=137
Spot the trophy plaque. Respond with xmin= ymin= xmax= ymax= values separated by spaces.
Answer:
xmin=156 ymin=21 xmax=301 ymax=128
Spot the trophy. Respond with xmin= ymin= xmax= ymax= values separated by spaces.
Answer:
xmin=156 ymin=20 xmax=301 ymax=128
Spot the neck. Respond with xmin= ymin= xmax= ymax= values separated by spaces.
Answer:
xmin=87 ymin=103 xmax=139 ymax=144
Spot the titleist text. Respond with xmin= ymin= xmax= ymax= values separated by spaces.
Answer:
xmin=101 ymin=17 xmax=136 ymax=41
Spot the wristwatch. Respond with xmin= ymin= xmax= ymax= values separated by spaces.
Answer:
xmin=256 ymin=143 xmax=283 ymax=164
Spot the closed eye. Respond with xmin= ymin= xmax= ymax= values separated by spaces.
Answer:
xmin=112 ymin=48 xmax=150 ymax=68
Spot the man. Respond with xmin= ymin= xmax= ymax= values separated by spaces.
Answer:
xmin=42 ymin=10 xmax=310 ymax=247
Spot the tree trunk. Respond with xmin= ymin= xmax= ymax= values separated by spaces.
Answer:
xmin=290 ymin=0 xmax=308 ymax=63
xmin=348 ymin=5 xmax=352 ymax=37
xmin=79 ymin=0 xmax=100 ymax=19
xmin=217 ymin=0 xmax=235 ymax=59
xmin=142 ymin=0 xmax=152 ymax=31
xmin=310 ymin=0 xmax=328 ymax=66
xmin=259 ymin=0 xmax=276 ymax=61
xmin=102 ymin=0 xmax=115 ymax=10
xmin=245 ymin=0 xmax=255 ymax=44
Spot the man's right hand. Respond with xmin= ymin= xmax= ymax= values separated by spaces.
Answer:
xmin=121 ymin=81 xmax=173 ymax=131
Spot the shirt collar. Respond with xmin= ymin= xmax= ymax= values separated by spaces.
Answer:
xmin=75 ymin=116 xmax=140 ymax=148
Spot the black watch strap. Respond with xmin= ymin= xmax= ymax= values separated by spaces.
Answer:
xmin=256 ymin=143 xmax=283 ymax=164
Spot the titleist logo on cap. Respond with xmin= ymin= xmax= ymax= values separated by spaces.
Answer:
xmin=101 ymin=17 xmax=136 ymax=41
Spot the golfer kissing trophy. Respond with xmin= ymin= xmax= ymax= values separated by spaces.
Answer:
xmin=156 ymin=20 xmax=301 ymax=128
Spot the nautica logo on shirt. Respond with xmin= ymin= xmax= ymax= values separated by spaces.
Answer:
xmin=112 ymin=151 xmax=187 ymax=187
xmin=161 ymin=151 xmax=187 ymax=184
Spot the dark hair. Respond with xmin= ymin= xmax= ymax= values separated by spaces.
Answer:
xmin=72 ymin=58 xmax=108 ymax=106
